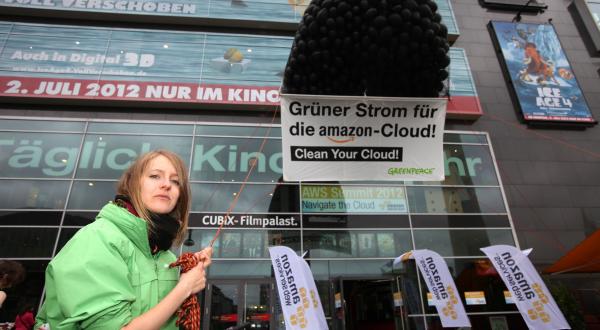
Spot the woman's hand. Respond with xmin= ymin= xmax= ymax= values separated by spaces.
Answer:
xmin=177 ymin=261 xmax=206 ymax=296
xmin=194 ymin=246 xmax=213 ymax=268
xmin=177 ymin=247 xmax=213 ymax=296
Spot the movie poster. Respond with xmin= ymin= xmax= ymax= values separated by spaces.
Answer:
xmin=242 ymin=232 xmax=263 ymax=258
xmin=490 ymin=21 xmax=595 ymax=124
xmin=357 ymin=233 xmax=376 ymax=257
xmin=221 ymin=232 xmax=241 ymax=257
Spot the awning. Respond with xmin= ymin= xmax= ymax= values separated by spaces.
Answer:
xmin=544 ymin=229 xmax=600 ymax=274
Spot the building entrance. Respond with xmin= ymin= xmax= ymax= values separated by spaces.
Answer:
xmin=203 ymin=279 xmax=274 ymax=330
xmin=334 ymin=277 xmax=407 ymax=330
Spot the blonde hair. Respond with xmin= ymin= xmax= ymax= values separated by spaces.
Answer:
xmin=117 ymin=150 xmax=190 ymax=246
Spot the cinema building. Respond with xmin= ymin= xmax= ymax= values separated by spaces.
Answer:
xmin=0 ymin=0 xmax=599 ymax=329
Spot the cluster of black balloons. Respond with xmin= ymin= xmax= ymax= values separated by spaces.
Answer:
xmin=282 ymin=0 xmax=450 ymax=97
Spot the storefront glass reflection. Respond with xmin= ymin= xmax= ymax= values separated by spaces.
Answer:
xmin=0 ymin=227 xmax=58 ymax=258
xmin=209 ymin=283 xmax=239 ymax=330
xmin=0 ymin=132 xmax=83 ymax=178
xmin=0 ymin=119 xmax=84 ymax=132
xmin=190 ymin=136 xmax=282 ymax=182
xmin=303 ymin=230 xmax=412 ymax=258
xmin=182 ymin=229 xmax=300 ymax=259
xmin=0 ymin=180 xmax=69 ymax=209
xmin=407 ymin=186 xmax=506 ymax=213
xmin=191 ymin=183 xmax=298 ymax=213
xmin=245 ymin=283 xmax=271 ymax=329
xmin=67 ymin=180 xmax=115 ymax=210
xmin=413 ymin=229 xmax=515 ymax=256
xmin=0 ymin=118 xmax=518 ymax=327
xmin=75 ymin=134 xmax=192 ymax=179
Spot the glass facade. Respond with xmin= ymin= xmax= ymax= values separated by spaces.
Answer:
xmin=0 ymin=116 xmax=525 ymax=328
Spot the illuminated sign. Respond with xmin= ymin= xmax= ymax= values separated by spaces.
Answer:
xmin=301 ymin=186 xmax=407 ymax=213
xmin=193 ymin=213 xmax=300 ymax=229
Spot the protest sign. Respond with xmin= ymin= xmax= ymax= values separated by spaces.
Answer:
xmin=280 ymin=94 xmax=447 ymax=181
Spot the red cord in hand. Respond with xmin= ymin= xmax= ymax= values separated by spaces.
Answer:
xmin=170 ymin=252 xmax=202 ymax=330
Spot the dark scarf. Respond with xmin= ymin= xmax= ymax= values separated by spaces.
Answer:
xmin=114 ymin=195 xmax=180 ymax=253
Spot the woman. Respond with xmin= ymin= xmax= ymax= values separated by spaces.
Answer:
xmin=0 ymin=260 xmax=26 ymax=308
xmin=35 ymin=150 xmax=212 ymax=330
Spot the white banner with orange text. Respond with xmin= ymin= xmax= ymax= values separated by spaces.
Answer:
xmin=481 ymin=245 xmax=570 ymax=329
xmin=280 ymin=94 xmax=447 ymax=181
xmin=394 ymin=249 xmax=470 ymax=327
xmin=268 ymin=246 xmax=328 ymax=330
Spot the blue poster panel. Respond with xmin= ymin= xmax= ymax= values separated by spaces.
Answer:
xmin=0 ymin=0 xmax=459 ymax=37
xmin=0 ymin=21 xmax=480 ymax=118
xmin=490 ymin=21 xmax=595 ymax=124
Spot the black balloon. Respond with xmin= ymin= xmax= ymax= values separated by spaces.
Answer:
xmin=282 ymin=0 xmax=451 ymax=97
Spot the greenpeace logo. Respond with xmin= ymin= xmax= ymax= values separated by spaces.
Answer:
xmin=388 ymin=167 xmax=434 ymax=175
xmin=385 ymin=203 xmax=404 ymax=211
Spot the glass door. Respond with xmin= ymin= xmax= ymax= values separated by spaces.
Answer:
xmin=341 ymin=278 xmax=396 ymax=330
xmin=205 ymin=281 xmax=241 ymax=330
xmin=204 ymin=279 xmax=274 ymax=330
xmin=392 ymin=276 xmax=408 ymax=330
xmin=332 ymin=278 xmax=345 ymax=330
xmin=245 ymin=281 xmax=272 ymax=329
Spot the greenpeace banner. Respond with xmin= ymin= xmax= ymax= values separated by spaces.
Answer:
xmin=481 ymin=245 xmax=570 ymax=329
xmin=268 ymin=246 xmax=328 ymax=330
xmin=394 ymin=249 xmax=470 ymax=327
xmin=280 ymin=94 xmax=447 ymax=181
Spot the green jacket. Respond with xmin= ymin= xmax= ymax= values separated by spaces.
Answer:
xmin=35 ymin=203 xmax=179 ymax=330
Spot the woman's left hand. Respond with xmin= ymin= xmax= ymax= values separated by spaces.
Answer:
xmin=194 ymin=247 xmax=212 ymax=268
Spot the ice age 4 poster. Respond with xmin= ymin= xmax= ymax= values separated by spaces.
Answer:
xmin=490 ymin=21 xmax=595 ymax=124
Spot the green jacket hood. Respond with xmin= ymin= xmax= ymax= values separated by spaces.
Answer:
xmin=98 ymin=203 xmax=152 ymax=256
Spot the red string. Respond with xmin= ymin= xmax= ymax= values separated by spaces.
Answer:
xmin=199 ymin=125 xmax=264 ymax=211
xmin=170 ymin=106 xmax=280 ymax=330
xmin=209 ymin=107 xmax=280 ymax=248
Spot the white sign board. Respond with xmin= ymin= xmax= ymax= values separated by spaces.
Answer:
xmin=280 ymin=94 xmax=447 ymax=181
xmin=481 ymin=245 xmax=571 ymax=330
xmin=269 ymin=246 xmax=328 ymax=330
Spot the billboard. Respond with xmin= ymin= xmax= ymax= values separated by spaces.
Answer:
xmin=490 ymin=21 xmax=596 ymax=124
xmin=0 ymin=0 xmax=459 ymax=37
xmin=0 ymin=21 xmax=480 ymax=118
